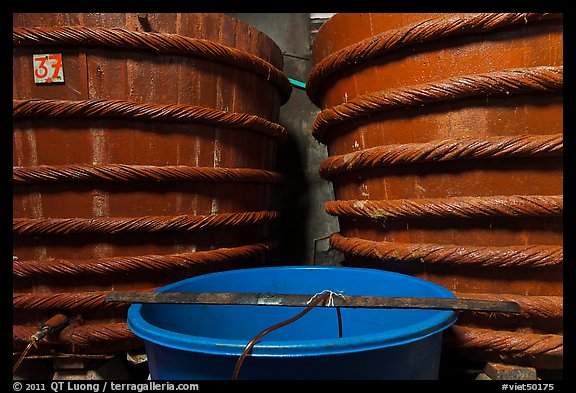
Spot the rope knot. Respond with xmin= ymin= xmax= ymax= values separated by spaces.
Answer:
xmin=306 ymin=289 xmax=346 ymax=307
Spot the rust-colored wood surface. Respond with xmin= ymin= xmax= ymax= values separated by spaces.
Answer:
xmin=13 ymin=13 xmax=290 ymax=354
xmin=309 ymin=13 xmax=562 ymax=369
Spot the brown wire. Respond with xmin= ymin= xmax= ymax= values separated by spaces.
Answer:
xmin=13 ymin=313 xmax=72 ymax=373
xmin=232 ymin=291 xmax=331 ymax=380
xmin=13 ymin=340 xmax=37 ymax=374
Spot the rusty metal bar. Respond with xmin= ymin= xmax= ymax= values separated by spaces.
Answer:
xmin=105 ymin=291 xmax=520 ymax=313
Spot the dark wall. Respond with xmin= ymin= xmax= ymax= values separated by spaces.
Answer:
xmin=227 ymin=13 xmax=343 ymax=265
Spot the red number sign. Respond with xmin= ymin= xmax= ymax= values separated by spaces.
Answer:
xmin=33 ymin=54 xmax=64 ymax=84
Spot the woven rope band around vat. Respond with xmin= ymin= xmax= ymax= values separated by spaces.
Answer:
xmin=330 ymin=233 xmax=562 ymax=268
xmin=306 ymin=13 xmax=561 ymax=105
xmin=13 ymin=322 xmax=563 ymax=351
xmin=13 ymin=25 xmax=291 ymax=104
xmin=452 ymin=292 xmax=562 ymax=320
xmin=13 ymin=241 xmax=275 ymax=277
xmin=444 ymin=325 xmax=563 ymax=361
xmin=13 ymin=291 xmax=142 ymax=311
xmin=312 ymin=66 xmax=563 ymax=142
xmin=13 ymin=323 xmax=137 ymax=347
xmin=13 ymin=164 xmax=283 ymax=184
xmin=319 ymin=134 xmax=562 ymax=179
xmin=13 ymin=99 xmax=287 ymax=141
xmin=13 ymin=211 xmax=278 ymax=236
xmin=325 ymin=195 xmax=563 ymax=220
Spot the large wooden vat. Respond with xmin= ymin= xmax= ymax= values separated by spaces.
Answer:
xmin=308 ymin=13 xmax=562 ymax=369
xmin=13 ymin=13 xmax=291 ymax=355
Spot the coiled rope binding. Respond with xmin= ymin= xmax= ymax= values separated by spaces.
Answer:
xmin=312 ymin=66 xmax=562 ymax=143
xmin=325 ymin=195 xmax=563 ymax=220
xmin=13 ymin=25 xmax=292 ymax=104
xmin=330 ymin=233 xmax=562 ymax=268
xmin=13 ymin=241 xmax=276 ymax=277
xmin=306 ymin=13 xmax=562 ymax=106
xmin=13 ymin=210 xmax=279 ymax=236
xmin=13 ymin=164 xmax=283 ymax=184
xmin=319 ymin=134 xmax=562 ymax=179
xmin=13 ymin=98 xmax=287 ymax=142
xmin=12 ymin=21 xmax=290 ymax=357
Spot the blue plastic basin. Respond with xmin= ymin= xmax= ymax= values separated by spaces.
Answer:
xmin=128 ymin=266 xmax=457 ymax=380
